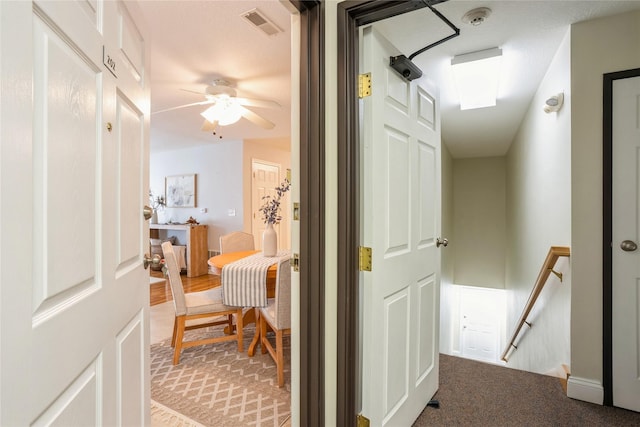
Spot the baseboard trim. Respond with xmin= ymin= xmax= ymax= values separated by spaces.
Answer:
xmin=567 ymin=376 xmax=603 ymax=405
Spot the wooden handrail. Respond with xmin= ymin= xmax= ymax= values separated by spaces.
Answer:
xmin=501 ymin=246 xmax=571 ymax=362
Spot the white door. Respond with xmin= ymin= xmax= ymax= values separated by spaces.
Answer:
xmin=361 ymin=26 xmax=441 ymax=426
xmin=252 ymin=160 xmax=281 ymax=248
xmin=612 ymin=75 xmax=640 ymax=412
xmin=460 ymin=287 xmax=502 ymax=364
xmin=0 ymin=1 xmax=150 ymax=425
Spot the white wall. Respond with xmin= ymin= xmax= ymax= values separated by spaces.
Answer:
xmin=505 ymin=30 xmax=572 ymax=375
xmin=452 ymin=157 xmax=506 ymax=288
xmin=150 ymin=141 xmax=244 ymax=252
xmin=151 ymin=138 xmax=292 ymax=253
xmin=439 ymin=143 xmax=456 ymax=354
xmin=569 ymin=10 xmax=640 ymax=403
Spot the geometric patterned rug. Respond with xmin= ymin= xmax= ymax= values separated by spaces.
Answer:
xmin=150 ymin=325 xmax=290 ymax=427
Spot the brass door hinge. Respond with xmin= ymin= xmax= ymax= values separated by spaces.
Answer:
xmin=357 ymin=413 xmax=370 ymax=427
xmin=359 ymin=246 xmax=372 ymax=271
xmin=293 ymin=202 xmax=300 ymax=221
xmin=359 ymin=72 xmax=372 ymax=98
xmin=292 ymin=253 xmax=300 ymax=272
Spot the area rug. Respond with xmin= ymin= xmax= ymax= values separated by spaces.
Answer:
xmin=150 ymin=325 xmax=291 ymax=427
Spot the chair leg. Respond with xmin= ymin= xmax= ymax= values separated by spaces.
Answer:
xmin=227 ymin=314 xmax=234 ymax=334
xmin=173 ymin=316 xmax=186 ymax=365
xmin=171 ymin=317 xmax=178 ymax=348
xmin=260 ymin=314 xmax=268 ymax=354
xmin=276 ymin=329 xmax=285 ymax=387
xmin=236 ymin=309 xmax=244 ymax=352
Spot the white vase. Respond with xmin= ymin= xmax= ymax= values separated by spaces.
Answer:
xmin=262 ymin=223 xmax=277 ymax=257
xmin=150 ymin=210 xmax=158 ymax=224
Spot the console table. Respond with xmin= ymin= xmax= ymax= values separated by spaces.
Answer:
xmin=150 ymin=224 xmax=208 ymax=277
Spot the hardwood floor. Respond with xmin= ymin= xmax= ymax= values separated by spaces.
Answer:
xmin=149 ymin=269 xmax=220 ymax=306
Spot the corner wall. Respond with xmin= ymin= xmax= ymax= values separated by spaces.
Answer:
xmin=569 ymin=10 xmax=640 ymax=403
xmin=505 ymin=29 xmax=572 ymax=375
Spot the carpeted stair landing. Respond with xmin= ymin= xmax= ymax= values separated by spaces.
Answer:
xmin=413 ymin=354 xmax=640 ymax=426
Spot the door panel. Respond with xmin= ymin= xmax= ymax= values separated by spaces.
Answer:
xmin=612 ymin=75 xmax=640 ymax=412
xmin=418 ymin=140 xmax=436 ymax=246
xmin=0 ymin=1 xmax=150 ymax=424
xmin=384 ymin=288 xmax=411 ymax=415
xmin=361 ymin=26 xmax=441 ymax=426
xmin=417 ymin=276 xmax=437 ymax=381
xmin=386 ymin=128 xmax=410 ymax=252
xmin=32 ymin=12 xmax=100 ymax=317
xmin=118 ymin=311 xmax=145 ymax=426
xmin=32 ymin=360 xmax=101 ymax=426
xmin=117 ymin=93 xmax=144 ymax=266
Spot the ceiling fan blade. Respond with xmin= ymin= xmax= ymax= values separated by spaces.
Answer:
xmin=235 ymin=97 xmax=281 ymax=109
xmin=240 ymin=106 xmax=275 ymax=129
xmin=180 ymin=88 xmax=207 ymax=96
xmin=152 ymin=100 xmax=214 ymax=115
xmin=201 ymin=119 xmax=219 ymax=132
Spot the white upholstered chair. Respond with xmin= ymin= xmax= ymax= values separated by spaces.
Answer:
xmin=161 ymin=241 xmax=243 ymax=364
xmin=219 ymin=231 xmax=255 ymax=254
xmin=259 ymin=258 xmax=291 ymax=387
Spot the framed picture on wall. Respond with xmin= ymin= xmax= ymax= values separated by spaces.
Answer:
xmin=165 ymin=174 xmax=196 ymax=208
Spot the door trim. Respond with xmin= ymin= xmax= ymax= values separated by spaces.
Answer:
xmin=602 ymin=67 xmax=640 ymax=406
xmin=336 ymin=1 xmax=446 ymax=424
xmin=289 ymin=1 xmax=324 ymax=424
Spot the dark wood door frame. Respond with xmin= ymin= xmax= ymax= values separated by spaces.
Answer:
xmin=289 ymin=1 xmax=325 ymax=424
xmin=602 ymin=67 xmax=640 ymax=406
xmin=336 ymin=1 xmax=446 ymax=425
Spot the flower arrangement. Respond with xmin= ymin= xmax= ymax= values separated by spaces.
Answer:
xmin=149 ymin=190 xmax=166 ymax=212
xmin=259 ymin=178 xmax=291 ymax=225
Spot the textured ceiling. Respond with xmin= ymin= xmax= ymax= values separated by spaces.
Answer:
xmin=374 ymin=0 xmax=640 ymax=158
xmin=136 ymin=1 xmax=292 ymax=152
xmin=138 ymin=0 xmax=640 ymax=157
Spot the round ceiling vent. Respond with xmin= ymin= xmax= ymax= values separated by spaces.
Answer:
xmin=461 ymin=7 xmax=492 ymax=26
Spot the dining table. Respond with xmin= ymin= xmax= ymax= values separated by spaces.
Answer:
xmin=208 ymin=249 xmax=290 ymax=356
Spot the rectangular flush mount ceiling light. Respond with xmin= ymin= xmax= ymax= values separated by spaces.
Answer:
xmin=451 ymin=47 xmax=502 ymax=110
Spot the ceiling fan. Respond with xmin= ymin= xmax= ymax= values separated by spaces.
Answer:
xmin=152 ymin=79 xmax=280 ymax=132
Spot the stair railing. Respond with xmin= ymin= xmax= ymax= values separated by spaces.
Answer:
xmin=501 ymin=246 xmax=571 ymax=362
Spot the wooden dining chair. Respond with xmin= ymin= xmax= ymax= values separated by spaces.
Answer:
xmin=161 ymin=241 xmax=243 ymax=364
xmin=219 ymin=231 xmax=255 ymax=254
xmin=259 ymin=258 xmax=291 ymax=387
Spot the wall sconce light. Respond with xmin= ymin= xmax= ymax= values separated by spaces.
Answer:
xmin=451 ymin=47 xmax=502 ymax=110
xmin=543 ymin=93 xmax=564 ymax=114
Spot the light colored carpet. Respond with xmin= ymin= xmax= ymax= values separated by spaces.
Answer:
xmin=151 ymin=399 xmax=206 ymax=427
xmin=150 ymin=325 xmax=291 ymax=427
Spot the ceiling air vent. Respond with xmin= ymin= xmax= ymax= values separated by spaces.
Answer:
xmin=241 ymin=8 xmax=282 ymax=37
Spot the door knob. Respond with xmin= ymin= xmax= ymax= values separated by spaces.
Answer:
xmin=620 ymin=240 xmax=638 ymax=252
xmin=143 ymin=205 xmax=153 ymax=220
xmin=143 ymin=253 xmax=162 ymax=270
xmin=436 ymin=237 xmax=448 ymax=248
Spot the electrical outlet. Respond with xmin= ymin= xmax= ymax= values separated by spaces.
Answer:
xmin=228 ymin=209 xmax=236 ymax=216
xmin=200 ymin=208 xmax=207 ymax=213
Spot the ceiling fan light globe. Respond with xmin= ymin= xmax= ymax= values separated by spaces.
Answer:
xmin=200 ymin=100 xmax=242 ymax=126
xmin=200 ymin=105 xmax=221 ymax=123
xmin=218 ymin=101 xmax=243 ymax=125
